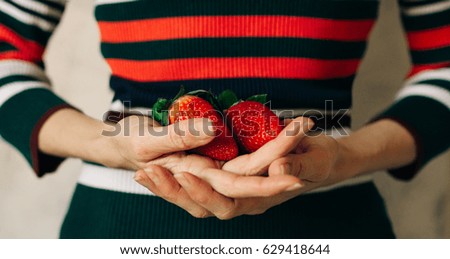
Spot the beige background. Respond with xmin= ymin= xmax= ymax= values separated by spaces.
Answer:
xmin=0 ymin=0 xmax=449 ymax=238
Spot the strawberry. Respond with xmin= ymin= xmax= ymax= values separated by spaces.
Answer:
xmin=152 ymin=89 xmax=238 ymax=161
xmin=226 ymin=100 xmax=284 ymax=153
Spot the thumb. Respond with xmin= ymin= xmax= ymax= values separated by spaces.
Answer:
xmin=268 ymin=150 xmax=331 ymax=182
xmin=148 ymin=118 xmax=216 ymax=153
xmin=223 ymin=116 xmax=314 ymax=175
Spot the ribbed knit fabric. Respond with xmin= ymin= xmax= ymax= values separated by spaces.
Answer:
xmin=0 ymin=0 xmax=449 ymax=238
xmin=1 ymin=0 xmax=449 ymax=179
xmin=60 ymin=182 xmax=395 ymax=239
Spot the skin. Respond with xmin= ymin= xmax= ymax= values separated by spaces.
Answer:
xmin=39 ymin=108 xmax=416 ymax=219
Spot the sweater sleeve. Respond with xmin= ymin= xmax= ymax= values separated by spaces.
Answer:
xmin=374 ymin=0 xmax=450 ymax=180
xmin=0 ymin=0 xmax=75 ymax=177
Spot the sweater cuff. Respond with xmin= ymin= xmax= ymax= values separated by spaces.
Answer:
xmin=372 ymin=96 xmax=450 ymax=181
xmin=0 ymin=88 xmax=75 ymax=177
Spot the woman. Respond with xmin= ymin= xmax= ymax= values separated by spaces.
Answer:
xmin=0 ymin=0 xmax=448 ymax=238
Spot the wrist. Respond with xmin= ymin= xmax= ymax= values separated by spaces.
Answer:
xmin=334 ymin=136 xmax=368 ymax=180
xmin=89 ymin=122 xmax=125 ymax=168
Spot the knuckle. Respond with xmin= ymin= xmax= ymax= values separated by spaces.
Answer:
xmin=251 ymin=208 xmax=267 ymax=215
xmin=192 ymin=192 xmax=212 ymax=205
xmin=131 ymin=140 xmax=147 ymax=158
xmin=166 ymin=186 xmax=184 ymax=203
xmin=164 ymin=192 xmax=177 ymax=203
xmin=190 ymin=209 xmax=210 ymax=219
xmin=216 ymin=210 xmax=235 ymax=220
xmin=168 ymin=127 xmax=189 ymax=149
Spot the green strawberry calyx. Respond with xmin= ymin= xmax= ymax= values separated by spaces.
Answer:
xmin=218 ymin=89 xmax=268 ymax=110
xmin=246 ymin=94 xmax=267 ymax=104
xmin=152 ymin=86 xmax=222 ymax=126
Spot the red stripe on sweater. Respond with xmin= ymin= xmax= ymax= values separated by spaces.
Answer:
xmin=0 ymin=51 xmax=40 ymax=61
xmin=0 ymin=25 xmax=44 ymax=62
xmin=408 ymin=62 xmax=450 ymax=77
xmin=99 ymin=16 xmax=374 ymax=43
xmin=106 ymin=57 xmax=360 ymax=82
xmin=407 ymin=25 xmax=450 ymax=50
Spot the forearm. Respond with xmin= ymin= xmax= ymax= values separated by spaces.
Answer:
xmin=336 ymin=119 xmax=417 ymax=178
xmin=38 ymin=108 xmax=116 ymax=167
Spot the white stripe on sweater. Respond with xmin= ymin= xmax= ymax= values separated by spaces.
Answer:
xmin=78 ymin=162 xmax=374 ymax=196
xmin=401 ymin=0 xmax=450 ymax=16
xmin=0 ymin=60 xmax=49 ymax=82
xmin=95 ymin=0 xmax=138 ymax=6
xmin=0 ymin=1 xmax=56 ymax=32
xmin=78 ymin=163 xmax=155 ymax=196
xmin=10 ymin=0 xmax=63 ymax=19
xmin=404 ymin=68 xmax=450 ymax=86
xmin=0 ymin=81 xmax=50 ymax=106
xmin=397 ymin=84 xmax=450 ymax=109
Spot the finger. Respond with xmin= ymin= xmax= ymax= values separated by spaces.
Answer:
xmin=134 ymin=165 xmax=213 ymax=218
xmin=283 ymin=118 xmax=293 ymax=125
xmin=148 ymin=153 xmax=220 ymax=176
xmin=148 ymin=118 xmax=216 ymax=153
xmin=223 ymin=117 xmax=314 ymax=175
xmin=194 ymin=168 xmax=303 ymax=198
xmin=268 ymin=146 xmax=333 ymax=182
xmin=174 ymin=172 xmax=239 ymax=220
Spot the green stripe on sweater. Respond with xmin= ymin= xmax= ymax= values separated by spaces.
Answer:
xmin=4 ymin=0 xmax=60 ymax=24
xmin=0 ymin=11 xmax=51 ymax=44
xmin=0 ymin=75 xmax=43 ymax=88
xmin=60 ymin=182 xmax=394 ymax=238
xmin=0 ymin=42 xmax=17 ymax=52
xmin=412 ymin=79 xmax=450 ymax=91
xmin=379 ymin=96 xmax=450 ymax=174
xmin=411 ymin=46 xmax=450 ymax=65
xmin=402 ymin=8 xmax=450 ymax=31
xmin=34 ymin=0 xmax=65 ymax=12
xmin=0 ymin=88 xmax=67 ymax=171
xmin=95 ymin=0 xmax=379 ymax=21
xmin=101 ymin=38 xmax=367 ymax=60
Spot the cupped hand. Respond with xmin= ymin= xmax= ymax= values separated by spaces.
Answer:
xmin=268 ymin=132 xmax=355 ymax=192
xmin=134 ymin=117 xmax=315 ymax=219
xmin=222 ymin=116 xmax=314 ymax=175
xmin=135 ymin=165 xmax=303 ymax=219
xmin=104 ymin=115 xmax=215 ymax=170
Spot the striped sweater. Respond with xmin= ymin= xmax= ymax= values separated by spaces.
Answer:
xmin=0 ymin=0 xmax=449 ymax=180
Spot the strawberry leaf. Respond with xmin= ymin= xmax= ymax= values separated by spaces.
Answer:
xmin=246 ymin=94 xmax=267 ymax=104
xmin=217 ymin=89 xmax=238 ymax=110
xmin=152 ymin=98 xmax=169 ymax=126
xmin=171 ymin=86 xmax=186 ymax=102
xmin=186 ymin=89 xmax=222 ymax=112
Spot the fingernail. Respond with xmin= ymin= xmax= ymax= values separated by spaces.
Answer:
xmin=286 ymin=183 xmax=303 ymax=192
xmin=304 ymin=119 xmax=315 ymax=130
xmin=292 ymin=122 xmax=301 ymax=134
xmin=279 ymin=163 xmax=292 ymax=175
xmin=286 ymin=122 xmax=301 ymax=136
xmin=134 ymin=172 xmax=143 ymax=182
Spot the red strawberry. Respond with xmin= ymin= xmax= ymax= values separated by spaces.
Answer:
xmin=155 ymin=92 xmax=238 ymax=161
xmin=226 ymin=101 xmax=284 ymax=153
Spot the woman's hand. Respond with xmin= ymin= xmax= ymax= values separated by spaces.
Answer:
xmin=38 ymin=108 xmax=217 ymax=170
xmin=135 ymin=165 xmax=303 ymax=219
xmin=134 ymin=117 xmax=417 ymax=220
xmin=133 ymin=131 xmax=351 ymax=219
xmin=134 ymin=117 xmax=313 ymax=218
xmin=102 ymin=115 xmax=216 ymax=170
